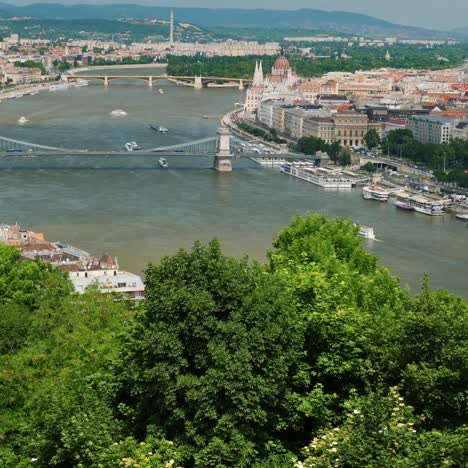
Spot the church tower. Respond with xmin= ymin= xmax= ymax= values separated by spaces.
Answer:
xmin=253 ymin=60 xmax=264 ymax=87
xmin=385 ymin=49 xmax=391 ymax=61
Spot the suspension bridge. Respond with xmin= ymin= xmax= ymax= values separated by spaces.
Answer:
xmin=0 ymin=128 xmax=306 ymax=171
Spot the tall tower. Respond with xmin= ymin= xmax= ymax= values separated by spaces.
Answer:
xmin=252 ymin=60 xmax=264 ymax=87
xmin=170 ymin=8 xmax=174 ymax=45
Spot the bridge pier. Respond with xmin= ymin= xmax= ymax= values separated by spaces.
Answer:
xmin=238 ymin=79 xmax=244 ymax=91
xmin=194 ymin=75 xmax=203 ymax=90
xmin=148 ymin=76 xmax=153 ymax=87
xmin=104 ymin=76 xmax=109 ymax=87
xmin=213 ymin=127 xmax=233 ymax=172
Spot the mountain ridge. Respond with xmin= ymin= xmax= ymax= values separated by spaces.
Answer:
xmin=0 ymin=2 xmax=456 ymax=39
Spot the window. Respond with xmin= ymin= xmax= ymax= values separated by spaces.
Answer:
xmin=117 ymin=282 xmax=127 ymax=288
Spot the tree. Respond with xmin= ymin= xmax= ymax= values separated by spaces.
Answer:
xmin=338 ymin=146 xmax=352 ymax=166
xmin=118 ymin=240 xmax=306 ymax=466
xmin=299 ymin=388 xmax=468 ymax=468
xmin=364 ymin=128 xmax=381 ymax=150
xmin=362 ymin=161 xmax=377 ymax=172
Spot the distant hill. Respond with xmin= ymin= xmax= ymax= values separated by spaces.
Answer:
xmin=452 ymin=26 xmax=468 ymax=39
xmin=0 ymin=2 xmax=454 ymax=40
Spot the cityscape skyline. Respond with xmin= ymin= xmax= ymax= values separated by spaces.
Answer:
xmin=3 ymin=0 xmax=468 ymax=31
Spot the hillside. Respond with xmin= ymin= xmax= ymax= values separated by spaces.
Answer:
xmin=0 ymin=2 xmax=454 ymax=40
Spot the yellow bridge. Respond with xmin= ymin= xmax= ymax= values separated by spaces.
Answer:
xmin=65 ymin=74 xmax=253 ymax=90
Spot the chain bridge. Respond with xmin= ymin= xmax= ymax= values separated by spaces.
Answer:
xmin=0 ymin=128 xmax=305 ymax=171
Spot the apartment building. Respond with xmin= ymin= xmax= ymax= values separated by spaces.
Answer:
xmin=408 ymin=115 xmax=453 ymax=144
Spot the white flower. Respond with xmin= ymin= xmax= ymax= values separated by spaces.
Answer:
xmin=31 ymin=458 xmax=38 ymax=463
xmin=332 ymin=441 xmax=338 ymax=446
xmin=397 ymin=423 xmax=405 ymax=427
xmin=329 ymin=447 xmax=337 ymax=452
xmin=169 ymin=460 xmax=175 ymax=465
xmin=353 ymin=409 xmax=361 ymax=415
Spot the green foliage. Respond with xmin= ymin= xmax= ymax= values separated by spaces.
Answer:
xmin=167 ymin=43 xmax=468 ymax=80
xmin=292 ymin=136 xmax=341 ymax=162
xmin=362 ymin=161 xmax=377 ymax=172
xmin=1 ymin=215 xmax=467 ymax=466
xmin=14 ymin=60 xmax=46 ymax=75
xmin=382 ymin=130 xmax=468 ymax=186
xmin=386 ymin=283 xmax=468 ymax=429
xmin=118 ymin=239 xmax=305 ymax=466
xmin=300 ymin=388 xmax=468 ymax=468
xmin=0 ymin=243 xmax=72 ymax=309
xmin=238 ymin=121 xmax=283 ymax=143
xmin=364 ymin=128 xmax=381 ymax=150
xmin=337 ymin=146 xmax=352 ymax=166
xmin=91 ymin=55 xmax=156 ymax=66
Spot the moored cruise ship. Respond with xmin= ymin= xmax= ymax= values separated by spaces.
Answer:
xmin=281 ymin=162 xmax=354 ymax=189
xmin=410 ymin=195 xmax=446 ymax=216
xmin=362 ymin=185 xmax=390 ymax=202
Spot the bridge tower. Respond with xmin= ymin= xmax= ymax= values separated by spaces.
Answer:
xmin=194 ymin=75 xmax=203 ymax=89
xmin=213 ymin=127 xmax=233 ymax=172
xmin=104 ymin=76 xmax=109 ymax=86
xmin=148 ymin=76 xmax=153 ymax=87
xmin=238 ymin=79 xmax=244 ymax=91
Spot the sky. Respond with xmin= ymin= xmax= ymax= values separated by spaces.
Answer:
xmin=5 ymin=0 xmax=468 ymax=31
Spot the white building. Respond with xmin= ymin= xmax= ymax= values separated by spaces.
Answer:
xmin=408 ymin=115 xmax=453 ymax=144
xmin=70 ymin=269 xmax=145 ymax=300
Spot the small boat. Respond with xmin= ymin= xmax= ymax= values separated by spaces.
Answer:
xmin=158 ymin=89 xmax=164 ymax=94
xmin=357 ymin=225 xmax=376 ymax=240
xmin=18 ymin=116 xmax=29 ymax=124
xmin=125 ymin=141 xmax=140 ymax=151
xmin=455 ymin=213 xmax=468 ymax=221
xmin=394 ymin=198 xmax=414 ymax=211
xmin=70 ymin=79 xmax=89 ymax=88
xmin=158 ymin=126 xmax=168 ymax=133
xmin=158 ymin=158 xmax=169 ymax=168
xmin=203 ymin=115 xmax=209 ymax=119
xmin=49 ymin=83 xmax=69 ymax=91
xmin=110 ymin=109 xmax=127 ymax=116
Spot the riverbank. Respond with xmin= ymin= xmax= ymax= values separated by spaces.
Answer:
xmin=0 ymin=81 xmax=51 ymax=101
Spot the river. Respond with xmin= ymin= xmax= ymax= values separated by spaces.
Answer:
xmin=0 ymin=67 xmax=466 ymax=296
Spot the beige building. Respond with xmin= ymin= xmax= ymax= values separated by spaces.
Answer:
xmin=2 ymin=64 xmax=41 ymax=84
xmin=303 ymin=111 xmax=383 ymax=146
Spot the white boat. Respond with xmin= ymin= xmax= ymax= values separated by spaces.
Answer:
xmin=362 ymin=185 xmax=390 ymax=202
xmin=111 ymin=109 xmax=127 ymax=116
xmin=281 ymin=163 xmax=354 ymax=189
xmin=124 ymin=142 xmax=140 ymax=151
xmin=394 ymin=198 xmax=414 ymax=211
xmin=357 ymin=225 xmax=376 ymax=240
xmin=203 ymin=115 xmax=209 ymax=119
xmin=158 ymin=89 xmax=164 ymax=94
xmin=456 ymin=213 xmax=468 ymax=221
xmin=158 ymin=126 xmax=168 ymax=133
xmin=410 ymin=196 xmax=446 ymax=216
xmin=158 ymin=158 xmax=169 ymax=168
xmin=18 ymin=116 xmax=29 ymax=124
xmin=70 ymin=79 xmax=89 ymax=88
xmin=49 ymin=83 xmax=69 ymax=91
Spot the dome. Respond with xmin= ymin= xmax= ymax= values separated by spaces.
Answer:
xmin=273 ymin=56 xmax=291 ymax=70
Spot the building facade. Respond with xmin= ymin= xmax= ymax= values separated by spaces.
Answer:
xmin=408 ymin=115 xmax=453 ymax=144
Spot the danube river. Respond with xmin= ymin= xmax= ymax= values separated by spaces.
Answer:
xmin=0 ymin=68 xmax=466 ymax=296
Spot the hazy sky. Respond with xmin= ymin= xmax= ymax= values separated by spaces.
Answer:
xmin=6 ymin=0 xmax=468 ymax=31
